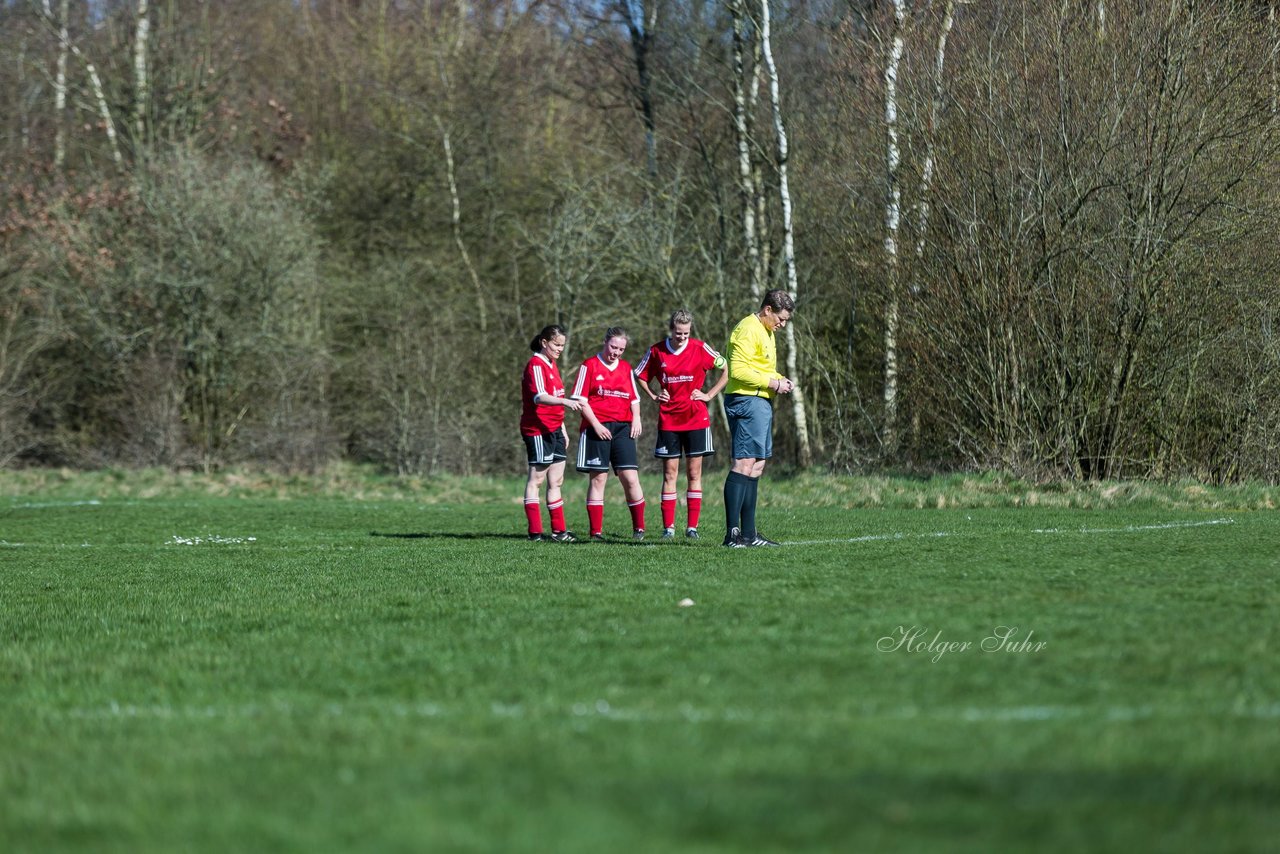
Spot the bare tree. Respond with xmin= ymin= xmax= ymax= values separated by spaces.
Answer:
xmin=618 ymin=0 xmax=661 ymax=177
xmin=730 ymin=0 xmax=763 ymax=297
xmin=427 ymin=0 xmax=488 ymax=331
xmin=914 ymin=0 xmax=1280 ymax=477
xmin=912 ymin=0 xmax=956 ymax=267
xmin=759 ymin=0 xmax=812 ymax=466
xmin=40 ymin=0 xmax=124 ymax=170
xmin=1271 ymin=0 xmax=1278 ymax=116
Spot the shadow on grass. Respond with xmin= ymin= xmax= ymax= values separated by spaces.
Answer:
xmin=370 ymin=531 xmax=526 ymax=541
xmin=369 ymin=531 xmax=653 ymax=544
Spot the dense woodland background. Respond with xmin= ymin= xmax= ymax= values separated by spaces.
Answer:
xmin=2 ymin=0 xmax=1279 ymax=480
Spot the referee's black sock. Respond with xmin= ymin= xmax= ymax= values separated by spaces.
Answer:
xmin=740 ymin=474 xmax=760 ymax=538
xmin=724 ymin=471 xmax=751 ymax=534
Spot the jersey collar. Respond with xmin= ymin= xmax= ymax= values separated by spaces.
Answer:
xmin=594 ymin=354 xmax=621 ymax=372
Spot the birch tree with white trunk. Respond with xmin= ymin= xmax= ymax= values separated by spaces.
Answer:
xmin=751 ymin=31 xmax=771 ymax=291
xmin=433 ymin=0 xmax=488 ymax=332
xmin=41 ymin=0 xmax=123 ymax=170
xmin=729 ymin=0 xmax=763 ymax=297
xmin=134 ymin=0 xmax=150 ymax=146
xmin=53 ymin=0 xmax=69 ymax=170
xmin=1270 ymin=1 xmax=1278 ymax=116
xmin=881 ymin=0 xmax=907 ymax=456
xmin=912 ymin=0 xmax=955 ymax=268
xmin=759 ymin=0 xmax=811 ymax=466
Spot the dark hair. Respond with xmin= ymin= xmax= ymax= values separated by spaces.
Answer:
xmin=761 ymin=289 xmax=795 ymax=313
xmin=530 ymin=324 xmax=567 ymax=353
xmin=603 ymin=325 xmax=629 ymax=343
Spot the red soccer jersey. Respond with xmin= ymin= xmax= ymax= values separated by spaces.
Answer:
xmin=572 ymin=354 xmax=639 ymax=426
xmin=520 ymin=354 xmax=567 ymax=436
xmin=634 ymin=338 xmax=723 ymax=431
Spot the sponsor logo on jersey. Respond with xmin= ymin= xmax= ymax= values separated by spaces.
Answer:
xmin=663 ymin=374 xmax=696 ymax=384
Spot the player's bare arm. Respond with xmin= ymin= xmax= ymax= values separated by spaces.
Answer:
xmin=580 ymin=402 xmax=612 ymax=440
xmin=692 ymin=366 xmax=729 ymax=403
xmin=629 ymin=401 xmax=643 ymax=439
xmin=537 ymin=391 xmax=582 ymax=411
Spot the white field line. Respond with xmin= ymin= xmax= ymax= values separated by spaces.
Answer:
xmin=48 ymin=699 xmax=1280 ymax=724
xmin=0 ymin=541 xmax=92 ymax=548
xmin=0 ymin=536 xmax=259 ymax=548
xmin=165 ymin=535 xmax=258 ymax=546
xmin=787 ymin=517 xmax=1235 ymax=547
xmin=1029 ymin=517 xmax=1235 ymax=534
xmin=9 ymin=499 xmax=103 ymax=509
xmin=787 ymin=531 xmax=953 ymax=546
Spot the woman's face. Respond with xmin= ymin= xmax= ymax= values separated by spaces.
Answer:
xmin=542 ymin=334 xmax=567 ymax=361
xmin=601 ymin=335 xmax=628 ymax=364
xmin=670 ymin=322 xmax=692 ymax=348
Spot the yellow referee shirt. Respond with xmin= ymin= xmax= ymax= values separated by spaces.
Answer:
xmin=725 ymin=313 xmax=784 ymax=399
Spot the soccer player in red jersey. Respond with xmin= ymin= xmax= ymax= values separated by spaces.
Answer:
xmin=571 ymin=326 xmax=647 ymax=540
xmin=634 ymin=309 xmax=728 ymax=540
xmin=520 ymin=324 xmax=582 ymax=542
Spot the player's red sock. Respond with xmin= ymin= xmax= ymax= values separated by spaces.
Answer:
xmin=587 ymin=500 xmax=605 ymax=536
xmin=661 ymin=493 xmax=677 ymax=529
xmin=524 ymin=499 xmax=543 ymax=535
xmin=547 ymin=499 xmax=566 ymax=533
xmin=686 ymin=490 xmax=702 ymax=529
xmin=628 ymin=499 xmax=647 ymax=532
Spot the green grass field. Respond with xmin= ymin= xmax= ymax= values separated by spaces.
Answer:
xmin=2 ymin=469 xmax=1278 ymax=852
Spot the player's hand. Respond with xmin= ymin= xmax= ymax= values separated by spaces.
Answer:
xmin=630 ymin=420 xmax=643 ymax=439
xmin=564 ymin=398 xmax=582 ymax=412
xmin=657 ymin=389 xmax=671 ymax=403
xmin=594 ymin=424 xmax=613 ymax=440
xmin=690 ymin=390 xmax=708 ymax=402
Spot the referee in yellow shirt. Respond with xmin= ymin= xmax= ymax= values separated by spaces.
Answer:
xmin=722 ymin=289 xmax=797 ymax=547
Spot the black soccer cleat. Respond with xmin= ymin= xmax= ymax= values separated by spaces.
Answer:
xmin=685 ymin=528 xmax=699 ymax=540
xmin=633 ymin=529 xmax=646 ymax=541
xmin=528 ymin=533 xmax=546 ymax=542
xmin=550 ymin=530 xmax=579 ymax=543
xmin=747 ymin=532 xmax=781 ymax=547
xmin=722 ymin=527 xmax=747 ymax=548
xmin=661 ymin=527 xmax=676 ymax=541
xmin=590 ymin=533 xmax=608 ymax=543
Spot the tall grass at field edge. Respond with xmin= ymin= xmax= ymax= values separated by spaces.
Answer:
xmin=0 ymin=464 xmax=1275 ymax=511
